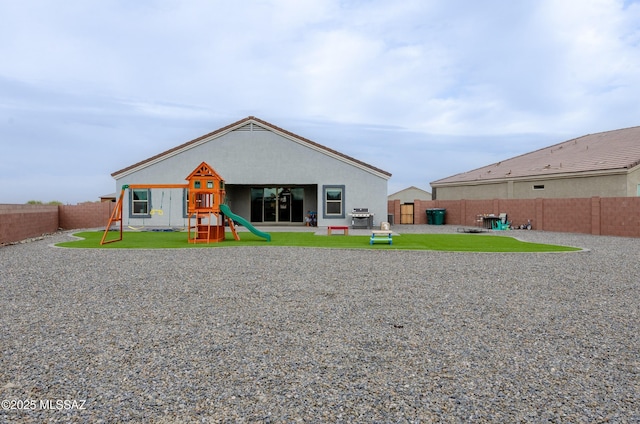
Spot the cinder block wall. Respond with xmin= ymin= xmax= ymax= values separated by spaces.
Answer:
xmin=58 ymin=202 xmax=115 ymax=230
xmin=600 ymin=197 xmax=640 ymax=237
xmin=4 ymin=197 xmax=640 ymax=244
xmin=388 ymin=197 xmax=640 ymax=238
xmin=0 ymin=203 xmax=116 ymax=245
xmin=0 ymin=204 xmax=59 ymax=245
xmin=542 ymin=198 xmax=592 ymax=234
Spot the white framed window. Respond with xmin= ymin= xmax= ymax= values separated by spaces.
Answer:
xmin=130 ymin=189 xmax=151 ymax=217
xmin=323 ymin=185 xmax=345 ymax=218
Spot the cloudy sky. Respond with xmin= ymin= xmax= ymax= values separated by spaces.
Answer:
xmin=1 ymin=0 xmax=639 ymax=204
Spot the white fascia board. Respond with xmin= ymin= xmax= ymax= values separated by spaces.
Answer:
xmin=431 ymin=168 xmax=630 ymax=187
xmin=113 ymin=119 xmax=390 ymax=181
xmin=111 ymin=125 xmax=240 ymax=180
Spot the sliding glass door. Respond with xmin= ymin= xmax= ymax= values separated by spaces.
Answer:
xmin=250 ymin=187 xmax=304 ymax=223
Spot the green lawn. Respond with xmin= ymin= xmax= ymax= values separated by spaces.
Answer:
xmin=57 ymin=231 xmax=582 ymax=252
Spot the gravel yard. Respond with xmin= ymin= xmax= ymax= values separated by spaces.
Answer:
xmin=1 ymin=227 xmax=638 ymax=422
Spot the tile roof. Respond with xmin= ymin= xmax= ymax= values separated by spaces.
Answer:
xmin=431 ymin=126 xmax=640 ymax=185
xmin=112 ymin=116 xmax=392 ymax=178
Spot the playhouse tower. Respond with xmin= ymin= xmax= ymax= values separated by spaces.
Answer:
xmin=186 ymin=162 xmax=226 ymax=243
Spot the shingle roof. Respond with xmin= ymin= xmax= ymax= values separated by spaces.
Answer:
xmin=431 ymin=126 xmax=640 ymax=185
xmin=111 ymin=116 xmax=392 ymax=178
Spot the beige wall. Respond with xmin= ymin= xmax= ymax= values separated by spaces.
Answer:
xmin=388 ymin=187 xmax=431 ymax=203
xmin=433 ymin=182 xmax=507 ymax=200
xmin=434 ymin=172 xmax=636 ymax=200
xmin=627 ymin=166 xmax=640 ymax=196
xmin=511 ymin=174 xmax=628 ymax=199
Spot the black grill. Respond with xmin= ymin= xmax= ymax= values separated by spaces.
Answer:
xmin=350 ymin=208 xmax=374 ymax=229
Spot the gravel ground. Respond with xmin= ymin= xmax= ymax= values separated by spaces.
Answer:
xmin=1 ymin=226 xmax=638 ymax=423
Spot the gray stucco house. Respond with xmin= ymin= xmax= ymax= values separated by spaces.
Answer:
xmin=111 ymin=116 xmax=391 ymax=228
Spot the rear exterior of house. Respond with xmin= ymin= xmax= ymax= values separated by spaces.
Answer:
xmin=111 ymin=117 xmax=391 ymax=228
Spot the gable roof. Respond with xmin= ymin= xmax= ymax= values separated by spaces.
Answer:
xmin=185 ymin=161 xmax=223 ymax=182
xmin=388 ymin=186 xmax=431 ymax=197
xmin=112 ymin=116 xmax=392 ymax=179
xmin=432 ymin=126 xmax=640 ymax=185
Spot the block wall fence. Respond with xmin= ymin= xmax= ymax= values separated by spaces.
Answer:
xmin=2 ymin=197 xmax=639 ymax=245
xmin=388 ymin=196 xmax=640 ymax=238
xmin=0 ymin=202 xmax=115 ymax=245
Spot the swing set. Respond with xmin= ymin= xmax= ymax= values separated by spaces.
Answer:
xmin=126 ymin=188 xmax=171 ymax=231
xmin=100 ymin=162 xmax=241 ymax=245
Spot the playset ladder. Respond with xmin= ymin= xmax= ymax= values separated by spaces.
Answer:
xmin=188 ymin=211 xmax=213 ymax=244
xmin=227 ymin=218 xmax=240 ymax=241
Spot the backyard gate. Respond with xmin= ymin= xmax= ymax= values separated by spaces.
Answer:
xmin=400 ymin=203 xmax=414 ymax=224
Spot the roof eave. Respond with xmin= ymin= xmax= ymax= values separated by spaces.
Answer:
xmin=254 ymin=118 xmax=392 ymax=180
xmin=111 ymin=118 xmax=249 ymax=179
xmin=111 ymin=116 xmax=392 ymax=180
xmin=431 ymin=167 xmax=631 ymax=187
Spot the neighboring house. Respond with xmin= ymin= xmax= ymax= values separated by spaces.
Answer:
xmin=388 ymin=186 xmax=432 ymax=203
xmin=99 ymin=193 xmax=116 ymax=203
xmin=387 ymin=186 xmax=432 ymax=224
xmin=110 ymin=116 xmax=391 ymax=227
xmin=430 ymin=126 xmax=640 ymax=200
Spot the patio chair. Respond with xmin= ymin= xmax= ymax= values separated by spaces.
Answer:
xmin=492 ymin=213 xmax=509 ymax=230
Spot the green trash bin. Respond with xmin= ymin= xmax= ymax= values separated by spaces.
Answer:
xmin=426 ymin=209 xmax=434 ymax=225
xmin=432 ymin=208 xmax=446 ymax=225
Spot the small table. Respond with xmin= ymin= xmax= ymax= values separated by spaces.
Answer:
xmin=481 ymin=216 xmax=501 ymax=229
xmin=327 ymin=226 xmax=349 ymax=236
xmin=370 ymin=230 xmax=392 ymax=245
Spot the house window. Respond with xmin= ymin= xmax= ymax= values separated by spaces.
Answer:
xmin=533 ymin=184 xmax=545 ymax=190
xmin=130 ymin=189 xmax=151 ymax=217
xmin=323 ymin=185 xmax=345 ymax=218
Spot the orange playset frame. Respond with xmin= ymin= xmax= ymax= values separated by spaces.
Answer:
xmin=100 ymin=162 xmax=240 ymax=245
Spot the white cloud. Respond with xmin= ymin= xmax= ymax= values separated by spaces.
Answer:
xmin=0 ymin=0 xmax=639 ymax=203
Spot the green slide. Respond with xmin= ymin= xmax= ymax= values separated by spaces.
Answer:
xmin=220 ymin=204 xmax=271 ymax=242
